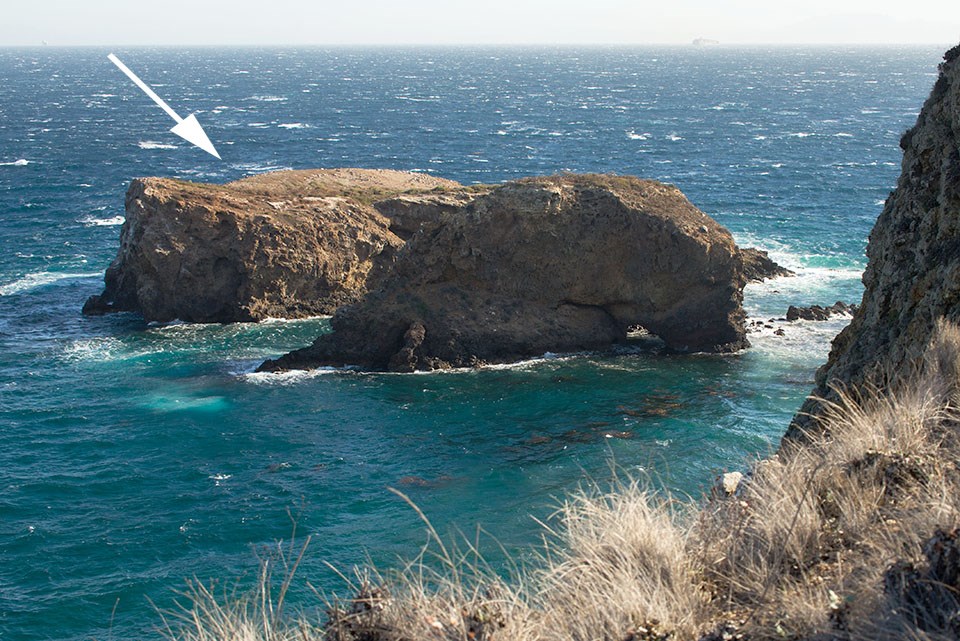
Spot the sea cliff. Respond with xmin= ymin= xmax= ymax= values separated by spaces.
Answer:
xmin=262 ymin=174 xmax=750 ymax=372
xmin=788 ymin=43 xmax=960 ymax=442
xmin=82 ymin=169 xmax=466 ymax=322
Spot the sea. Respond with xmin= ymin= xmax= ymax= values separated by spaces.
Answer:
xmin=0 ymin=45 xmax=947 ymax=640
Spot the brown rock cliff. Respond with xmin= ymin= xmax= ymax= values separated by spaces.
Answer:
xmin=83 ymin=169 xmax=462 ymax=322
xmin=261 ymin=174 xmax=749 ymax=372
xmin=788 ymin=45 xmax=960 ymax=441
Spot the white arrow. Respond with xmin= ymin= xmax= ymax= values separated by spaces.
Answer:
xmin=108 ymin=53 xmax=221 ymax=159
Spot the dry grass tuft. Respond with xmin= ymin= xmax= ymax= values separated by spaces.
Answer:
xmin=158 ymin=537 xmax=321 ymax=641
xmin=534 ymin=480 xmax=708 ymax=640
xmin=163 ymin=321 xmax=960 ymax=641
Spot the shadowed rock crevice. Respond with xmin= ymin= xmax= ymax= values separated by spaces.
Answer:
xmin=261 ymin=174 xmax=749 ymax=372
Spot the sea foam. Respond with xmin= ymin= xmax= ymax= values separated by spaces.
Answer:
xmin=0 ymin=271 xmax=100 ymax=296
xmin=79 ymin=215 xmax=125 ymax=226
xmin=138 ymin=141 xmax=178 ymax=150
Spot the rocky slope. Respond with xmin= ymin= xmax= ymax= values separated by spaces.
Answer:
xmin=261 ymin=174 xmax=749 ymax=372
xmin=83 ymin=169 xmax=465 ymax=323
xmin=788 ymin=44 xmax=960 ymax=441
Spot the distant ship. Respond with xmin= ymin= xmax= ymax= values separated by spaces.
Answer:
xmin=692 ymin=38 xmax=720 ymax=46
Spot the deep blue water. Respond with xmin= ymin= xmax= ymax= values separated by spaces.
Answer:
xmin=0 ymin=45 xmax=947 ymax=640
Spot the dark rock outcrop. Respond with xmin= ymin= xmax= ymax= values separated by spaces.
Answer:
xmin=740 ymin=247 xmax=795 ymax=282
xmin=785 ymin=301 xmax=858 ymax=322
xmin=788 ymin=46 xmax=960 ymax=441
xmin=84 ymin=169 xmax=463 ymax=323
xmin=261 ymin=174 xmax=749 ymax=372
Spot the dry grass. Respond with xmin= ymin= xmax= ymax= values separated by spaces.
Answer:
xmin=163 ymin=321 xmax=960 ymax=641
xmin=534 ymin=480 xmax=708 ymax=640
xmin=157 ymin=537 xmax=322 ymax=641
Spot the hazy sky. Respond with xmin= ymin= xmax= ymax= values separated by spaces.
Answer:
xmin=2 ymin=0 xmax=959 ymax=46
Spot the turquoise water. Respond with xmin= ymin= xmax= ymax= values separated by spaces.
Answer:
xmin=0 ymin=46 xmax=946 ymax=640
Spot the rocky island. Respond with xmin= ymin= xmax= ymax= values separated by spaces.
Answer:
xmin=87 ymin=171 xmax=796 ymax=370
xmin=82 ymin=169 xmax=471 ymax=322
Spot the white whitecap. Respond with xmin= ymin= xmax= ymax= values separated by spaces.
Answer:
xmin=138 ymin=141 xmax=178 ymax=150
xmin=209 ymin=473 xmax=231 ymax=486
xmin=746 ymin=315 xmax=853 ymax=367
xmin=60 ymin=337 xmax=136 ymax=363
xmin=233 ymin=162 xmax=292 ymax=173
xmin=243 ymin=366 xmax=347 ymax=385
xmin=0 ymin=271 xmax=100 ymax=296
xmin=79 ymin=215 xmax=125 ymax=227
xmin=479 ymin=353 xmax=575 ymax=372
xmin=278 ymin=123 xmax=309 ymax=129
xmin=0 ymin=159 xmax=29 ymax=166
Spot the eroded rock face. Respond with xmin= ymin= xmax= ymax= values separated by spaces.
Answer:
xmin=740 ymin=247 xmax=795 ymax=282
xmin=373 ymin=191 xmax=486 ymax=240
xmin=788 ymin=45 xmax=960 ymax=441
xmin=261 ymin=174 xmax=749 ymax=372
xmin=83 ymin=169 xmax=461 ymax=323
